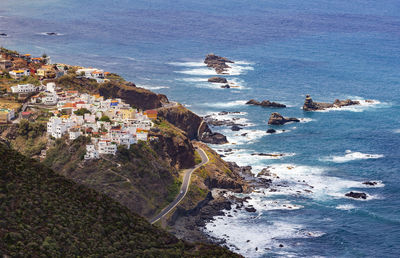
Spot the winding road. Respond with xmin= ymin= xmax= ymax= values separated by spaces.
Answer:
xmin=150 ymin=147 xmax=209 ymax=224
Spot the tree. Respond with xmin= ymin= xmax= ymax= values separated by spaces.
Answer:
xmin=74 ymin=108 xmax=91 ymax=116
xmin=99 ymin=115 xmax=111 ymax=123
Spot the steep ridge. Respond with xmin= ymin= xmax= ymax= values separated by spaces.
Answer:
xmin=0 ymin=142 xmax=240 ymax=257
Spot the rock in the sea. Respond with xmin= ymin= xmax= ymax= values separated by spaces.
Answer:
xmin=257 ymin=168 xmax=272 ymax=177
xmin=245 ymin=207 xmax=257 ymax=213
xmin=221 ymin=84 xmax=230 ymax=89
xmin=246 ymin=99 xmax=286 ymax=108
xmin=46 ymin=32 xmax=58 ymax=36
xmin=362 ymin=181 xmax=378 ymax=186
xmin=303 ymin=95 xmax=360 ymax=111
xmin=345 ymin=191 xmax=367 ymax=199
xmin=208 ymin=77 xmax=228 ymax=83
xmin=231 ymin=125 xmax=242 ymax=131
xmin=268 ymin=112 xmax=300 ymax=125
xmin=204 ymin=54 xmax=234 ymax=74
xmin=0 ymin=33 xmax=7 ymax=37
xmin=266 ymin=129 xmax=276 ymax=134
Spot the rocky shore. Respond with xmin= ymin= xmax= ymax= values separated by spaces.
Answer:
xmin=246 ymin=99 xmax=286 ymax=108
xmin=204 ymin=54 xmax=234 ymax=74
xmin=303 ymin=94 xmax=361 ymax=111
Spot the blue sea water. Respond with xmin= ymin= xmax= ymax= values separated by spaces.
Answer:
xmin=1 ymin=0 xmax=400 ymax=257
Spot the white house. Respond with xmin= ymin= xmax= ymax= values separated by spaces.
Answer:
xmin=84 ymin=145 xmax=99 ymax=159
xmin=76 ymin=68 xmax=105 ymax=83
xmin=43 ymin=92 xmax=58 ymax=105
xmin=54 ymin=123 xmax=68 ymax=139
xmin=46 ymin=82 xmax=57 ymax=93
xmin=69 ymin=130 xmax=82 ymax=140
xmin=137 ymin=131 xmax=148 ymax=142
xmin=9 ymin=69 xmax=30 ymax=79
xmin=10 ymin=83 xmax=37 ymax=93
xmin=98 ymin=141 xmax=117 ymax=155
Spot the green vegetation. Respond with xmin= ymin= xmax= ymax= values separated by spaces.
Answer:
xmin=0 ymin=143 xmax=239 ymax=257
xmin=99 ymin=115 xmax=111 ymax=123
xmin=11 ymin=120 xmax=47 ymax=157
xmin=44 ymin=137 xmax=183 ymax=218
xmin=73 ymin=107 xmax=91 ymax=116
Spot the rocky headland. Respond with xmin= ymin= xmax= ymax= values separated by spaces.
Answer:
xmin=268 ymin=112 xmax=300 ymax=125
xmin=246 ymin=99 xmax=286 ymax=108
xmin=303 ymin=94 xmax=361 ymax=111
xmin=158 ymin=105 xmax=228 ymax=144
xmin=204 ymin=54 xmax=234 ymax=74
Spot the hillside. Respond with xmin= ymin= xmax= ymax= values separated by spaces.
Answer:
xmin=42 ymin=118 xmax=196 ymax=218
xmin=0 ymin=142 xmax=240 ymax=257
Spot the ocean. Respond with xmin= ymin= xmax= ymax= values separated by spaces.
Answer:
xmin=1 ymin=0 xmax=400 ymax=256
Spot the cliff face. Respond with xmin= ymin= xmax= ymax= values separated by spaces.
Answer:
xmin=158 ymin=105 xmax=228 ymax=144
xmin=98 ymin=82 xmax=168 ymax=110
xmin=157 ymin=105 xmax=202 ymax=140
xmin=0 ymin=142 xmax=240 ymax=257
xmin=150 ymin=119 xmax=195 ymax=169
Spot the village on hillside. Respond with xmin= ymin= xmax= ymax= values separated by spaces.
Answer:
xmin=0 ymin=48 xmax=158 ymax=159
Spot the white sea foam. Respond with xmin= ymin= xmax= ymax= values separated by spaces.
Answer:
xmin=321 ymin=150 xmax=384 ymax=163
xmin=172 ymin=59 xmax=253 ymax=76
xmin=168 ymin=61 xmax=205 ymax=67
xmin=299 ymin=118 xmax=314 ymax=123
xmin=257 ymin=164 xmax=380 ymax=200
xmin=221 ymin=149 xmax=295 ymax=166
xmin=202 ymin=100 xmax=247 ymax=108
xmin=175 ymin=67 xmax=218 ymax=76
xmin=394 ymin=129 xmax=400 ymax=134
xmin=137 ymin=84 xmax=170 ymax=90
xmin=225 ymin=63 xmax=254 ymax=76
xmin=179 ymin=77 xmax=208 ymax=82
xmin=204 ymin=211 xmax=321 ymax=257
xmin=336 ymin=204 xmax=356 ymax=210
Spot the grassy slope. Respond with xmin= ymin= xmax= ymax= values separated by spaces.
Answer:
xmin=0 ymin=142 xmax=240 ymax=257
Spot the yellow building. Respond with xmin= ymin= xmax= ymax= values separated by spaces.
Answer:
xmin=120 ymin=108 xmax=136 ymax=120
xmin=36 ymin=65 xmax=55 ymax=78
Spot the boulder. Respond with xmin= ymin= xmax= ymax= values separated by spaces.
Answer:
xmin=245 ymin=207 xmax=257 ymax=213
xmin=200 ymin=132 xmax=228 ymax=144
xmin=208 ymin=77 xmax=228 ymax=83
xmin=231 ymin=125 xmax=242 ymax=131
xmin=345 ymin=191 xmax=367 ymax=199
xmin=362 ymin=181 xmax=378 ymax=186
xmin=266 ymin=129 xmax=276 ymax=134
xmin=221 ymin=84 xmax=230 ymax=89
xmin=268 ymin=112 xmax=300 ymax=125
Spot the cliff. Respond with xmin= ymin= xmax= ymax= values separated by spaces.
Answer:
xmin=55 ymin=74 xmax=168 ymax=110
xmin=166 ymin=142 xmax=249 ymax=241
xmin=0 ymin=142 xmax=240 ymax=257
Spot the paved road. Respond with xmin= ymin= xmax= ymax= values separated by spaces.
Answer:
xmin=150 ymin=147 xmax=209 ymax=224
